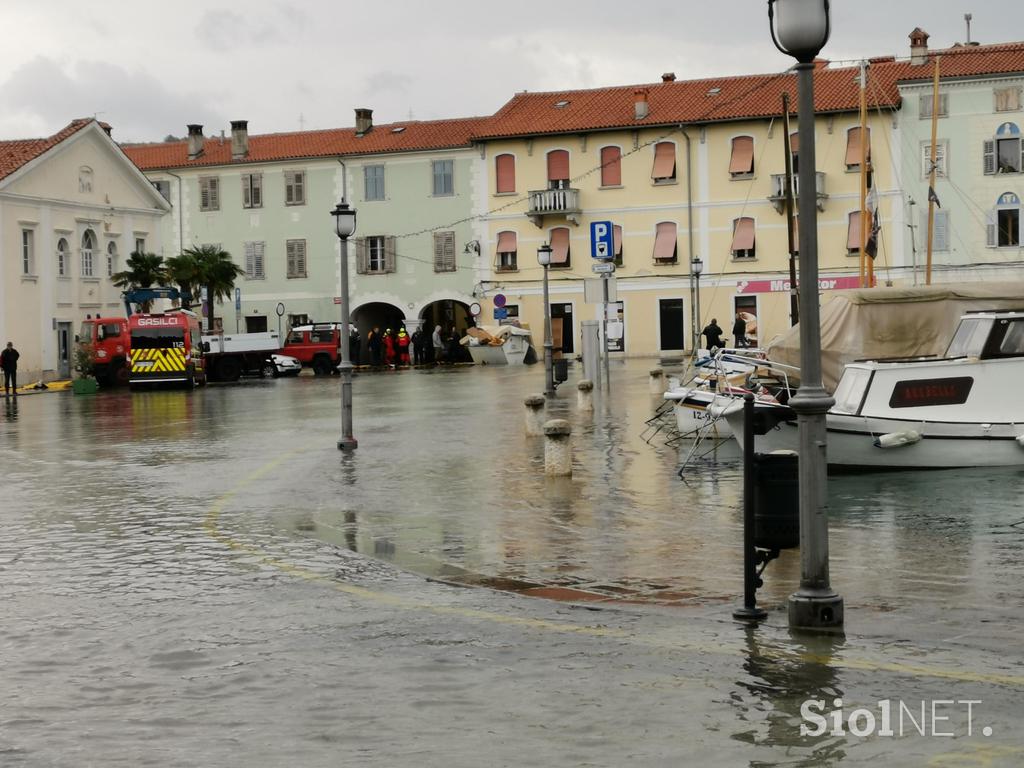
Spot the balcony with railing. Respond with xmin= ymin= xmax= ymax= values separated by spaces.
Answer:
xmin=768 ymin=172 xmax=827 ymax=213
xmin=527 ymin=187 xmax=581 ymax=227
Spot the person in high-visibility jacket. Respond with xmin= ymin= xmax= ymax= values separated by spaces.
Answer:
xmin=383 ymin=328 xmax=396 ymax=367
xmin=396 ymin=327 xmax=411 ymax=367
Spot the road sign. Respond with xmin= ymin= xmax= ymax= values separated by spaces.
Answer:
xmin=469 ymin=302 xmax=482 ymax=317
xmin=494 ymin=307 xmax=508 ymax=320
xmin=494 ymin=293 xmax=507 ymax=308
xmin=592 ymin=261 xmax=615 ymax=274
xmin=234 ymin=288 xmax=241 ymax=310
xmin=590 ymin=220 xmax=614 ymax=261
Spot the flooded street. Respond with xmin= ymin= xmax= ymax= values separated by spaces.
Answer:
xmin=2 ymin=360 xmax=1023 ymax=766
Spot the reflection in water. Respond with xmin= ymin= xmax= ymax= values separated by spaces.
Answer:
xmin=4 ymin=396 xmax=18 ymax=421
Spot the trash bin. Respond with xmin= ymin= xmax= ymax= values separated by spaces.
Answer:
xmin=553 ymin=358 xmax=569 ymax=384
xmin=752 ymin=451 xmax=799 ymax=550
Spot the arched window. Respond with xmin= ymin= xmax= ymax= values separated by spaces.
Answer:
xmin=653 ymin=222 xmax=678 ymax=263
xmin=496 ymin=230 xmax=517 ymax=271
xmin=651 ymin=142 xmax=676 ymax=183
xmin=107 ymin=241 xmax=118 ymax=277
xmin=729 ymin=136 xmax=754 ymax=178
xmin=988 ymin=192 xmax=1021 ymax=247
xmin=56 ymin=238 xmax=69 ymax=277
xmin=495 ymin=154 xmax=516 ymax=194
xmin=730 ymin=217 xmax=756 ymax=259
xmin=81 ymin=229 xmax=96 ymax=277
xmin=600 ymin=146 xmax=622 ymax=187
xmin=546 ymin=150 xmax=570 ymax=189
xmin=984 ymin=122 xmax=1023 ymax=175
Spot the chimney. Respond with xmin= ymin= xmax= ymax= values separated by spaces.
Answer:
xmin=910 ymin=27 xmax=930 ymax=65
xmin=634 ymin=89 xmax=650 ymax=120
xmin=230 ymin=120 xmax=249 ymax=159
xmin=187 ymin=124 xmax=204 ymax=159
xmin=355 ymin=108 xmax=373 ymax=136
xmin=661 ymin=72 xmax=676 ymax=83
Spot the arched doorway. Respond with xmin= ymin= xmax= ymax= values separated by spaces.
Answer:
xmin=419 ymin=299 xmax=473 ymax=363
xmin=352 ymin=302 xmax=405 ymax=365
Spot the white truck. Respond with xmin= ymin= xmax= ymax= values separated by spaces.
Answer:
xmin=201 ymin=331 xmax=281 ymax=382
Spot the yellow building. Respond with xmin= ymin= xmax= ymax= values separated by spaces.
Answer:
xmin=472 ymin=65 xmax=901 ymax=357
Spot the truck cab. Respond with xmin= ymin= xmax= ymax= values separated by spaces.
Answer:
xmin=282 ymin=323 xmax=342 ymax=375
xmin=79 ymin=317 xmax=130 ymax=385
xmin=127 ymin=310 xmax=205 ymax=388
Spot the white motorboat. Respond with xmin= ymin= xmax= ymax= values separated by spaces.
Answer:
xmin=725 ymin=311 xmax=1024 ymax=470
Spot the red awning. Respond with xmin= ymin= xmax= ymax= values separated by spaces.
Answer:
xmin=550 ymin=227 xmax=570 ymax=264
xmin=547 ymin=150 xmax=569 ymax=181
xmin=601 ymin=146 xmax=622 ymax=186
xmin=847 ymin=211 xmax=862 ymax=250
xmin=496 ymin=230 xmax=517 ymax=253
xmin=731 ymin=217 xmax=755 ymax=252
xmin=496 ymin=154 xmax=515 ymax=193
xmin=729 ymin=136 xmax=754 ymax=174
xmin=651 ymin=142 xmax=676 ymax=180
xmin=653 ymin=222 xmax=677 ymax=260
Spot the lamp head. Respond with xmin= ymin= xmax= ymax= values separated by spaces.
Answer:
xmin=691 ymin=256 xmax=704 ymax=277
xmin=768 ymin=0 xmax=831 ymax=64
xmin=331 ymin=200 xmax=357 ymax=239
xmin=537 ymin=242 xmax=552 ymax=267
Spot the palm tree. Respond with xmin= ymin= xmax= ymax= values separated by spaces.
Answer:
xmin=111 ymin=251 xmax=168 ymax=312
xmin=176 ymin=245 xmax=244 ymax=331
xmin=164 ymin=251 xmax=202 ymax=309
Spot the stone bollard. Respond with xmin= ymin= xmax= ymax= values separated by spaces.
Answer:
xmin=543 ymin=419 xmax=573 ymax=476
xmin=524 ymin=394 xmax=546 ymax=436
xmin=577 ymin=379 xmax=594 ymax=412
xmin=649 ymin=367 xmax=666 ymax=394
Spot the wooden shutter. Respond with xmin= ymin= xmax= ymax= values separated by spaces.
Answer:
xmin=550 ymin=227 xmax=570 ymax=266
xmin=285 ymin=173 xmax=294 ymax=205
xmin=847 ymin=212 xmax=861 ymax=251
xmin=651 ymin=142 xmax=676 ymax=180
xmin=385 ymin=236 xmax=397 ymax=273
xmin=653 ymin=222 xmax=677 ymax=261
xmin=730 ymin=218 xmax=755 ymax=253
xmin=253 ymin=241 xmax=264 ymax=278
xmin=245 ymin=241 xmax=255 ymax=276
xmin=729 ymin=137 xmax=754 ymax=175
xmin=252 ymin=175 xmax=262 ymax=207
xmin=845 ymin=127 xmax=869 ymax=167
xmin=355 ymin=238 xmax=368 ymax=274
xmin=495 ymin=154 xmax=516 ymax=193
xmin=242 ymin=176 xmax=251 ymax=207
xmin=986 ymin=211 xmax=997 ymax=247
xmin=547 ymin=150 xmax=569 ymax=182
xmin=294 ymin=172 xmax=304 ymax=204
xmin=295 ymin=239 xmax=306 ymax=275
xmin=934 ymin=211 xmax=949 ymax=252
xmin=433 ymin=231 xmax=455 ymax=272
xmin=200 ymin=178 xmax=210 ymax=210
xmin=984 ymin=140 xmax=996 ymax=175
xmin=601 ymin=146 xmax=622 ymax=186
xmin=613 ymin=225 xmax=623 ymax=260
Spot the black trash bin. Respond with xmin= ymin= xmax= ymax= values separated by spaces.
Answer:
xmin=553 ymin=358 xmax=569 ymax=384
xmin=752 ymin=451 xmax=800 ymax=550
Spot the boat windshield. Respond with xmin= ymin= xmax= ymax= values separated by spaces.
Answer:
xmin=998 ymin=318 xmax=1024 ymax=355
xmin=945 ymin=317 xmax=993 ymax=358
xmin=832 ymin=367 xmax=871 ymax=415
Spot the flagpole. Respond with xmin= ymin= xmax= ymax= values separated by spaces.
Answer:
xmin=926 ymin=56 xmax=941 ymax=286
xmin=858 ymin=61 xmax=869 ymax=288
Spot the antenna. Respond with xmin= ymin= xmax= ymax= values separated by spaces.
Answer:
xmin=965 ymin=13 xmax=973 ymax=45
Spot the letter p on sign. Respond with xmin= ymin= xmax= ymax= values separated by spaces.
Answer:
xmin=590 ymin=220 xmax=614 ymax=261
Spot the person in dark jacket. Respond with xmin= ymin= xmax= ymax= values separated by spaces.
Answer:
xmin=367 ymin=326 xmax=383 ymax=367
xmin=411 ymin=328 xmax=425 ymax=365
xmin=1 ymin=342 xmax=19 ymax=396
xmin=732 ymin=312 xmax=748 ymax=348
xmin=349 ymin=327 xmax=361 ymax=365
xmin=701 ymin=319 xmax=725 ymax=352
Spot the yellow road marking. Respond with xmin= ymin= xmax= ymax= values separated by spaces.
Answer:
xmin=204 ymin=453 xmax=1024 ymax=688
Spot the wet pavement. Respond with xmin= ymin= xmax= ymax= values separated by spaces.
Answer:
xmin=1 ymin=361 xmax=1023 ymax=766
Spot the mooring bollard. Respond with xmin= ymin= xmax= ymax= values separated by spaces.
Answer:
xmin=577 ymin=379 xmax=594 ymax=411
xmin=524 ymin=394 xmax=546 ymax=436
xmin=648 ymin=367 xmax=665 ymax=394
xmin=543 ymin=419 xmax=572 ymax=476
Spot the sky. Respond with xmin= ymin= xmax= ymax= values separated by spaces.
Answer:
xmin=1 ymin=1 xmax=1021 ymax=144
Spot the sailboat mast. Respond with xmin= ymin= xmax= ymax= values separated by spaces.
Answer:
xmin=926 ymin=57 xmax=941 ymax=285
xmin=782 ymin=92 xmax=799 ymax=326
xmin=858 ymin=60 xmax=870 ymax=287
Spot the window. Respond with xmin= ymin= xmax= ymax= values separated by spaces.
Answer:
xmin=729 ymin=136 xmax=754 ymax=178
xmin=21 ymin=229 xmax=34 ymax=275
xmin=356 ymin=236 xmax=396 ymax=274
xmin=496 ymin=231 xmax=517 ymax=272
xmin=920 ymin=92 xmax=948 ymax=119
xmin=106 ymin=241 xmax=117 ymax=277
xmin=287 ymin=314 xmax=309 ymax=332
xmin=651 ymin=141 xmax=676 ymax=183
xmin=285 ymin=171 xmax=306 ymax=205
xmin=152 ymin=180 xmax=171 ymax=201
xmin=241 ymin=173 xmax=262 ymax=208
xmin=847 ymin=211 xmax=864 ymax=255
xmin=845 ymin=127 xmax=871 ymax=171
xmin=730 ymin=217 xmax=756 ymax=259
xmin=921 ymin=141 xmax=948 ymax=178
xmin=988 ymin=193 xmax=1021 ymax=248
xmin=547 ymin=150 xmax=570 ymax=189
xmin=995 ymin=86 xmax=1022 ymax=113
xmin=921 ymin=210 xmax=950 ymax=252
xmin=135 ymin=237 xmax=146 ymax=255
xmin=432 ymin=159 xmax=454 ymax=196
xmin=57 ymin=238 xmax=69 ymax=277
xmin=600 ymin=146 xmax=622 ymax=186
xmin=364 ymin=165 xmax=385 ymax=201
xmin=199 ymin=176 xmax=219 ymax=211
xmin=986 ymin=122 xmax=1024 ymax=175
xmin=613 ymin=224 xmax=623 ymax=267
xmin=244 ymin=241 xmax=265 ymax=279
xmin=81 ymin=229 xmax=96 ymax=277
xmin=495 ymin=154 xmax=516 ymax=194
xmin=286 ymin=239 xmax=307 ymax=278
xmin=433 ymin=231 xmax=456 ymax=273
xmin=789 ymin=132 xmax=800 ymax=174
xmin=550 ymin=227 xmax=571 ymax=268
xmin=653 ymin=222 xmax=678 ymax=263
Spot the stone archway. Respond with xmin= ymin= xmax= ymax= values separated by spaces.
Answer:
xmin=352 ymin=301 xmax=405 ymax=366
xmin=419 ymin=299 xmax=473 ymax=364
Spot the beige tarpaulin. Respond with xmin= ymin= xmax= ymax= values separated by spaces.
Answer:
xmin=766 ymin=282 xmax=1024 ymax=391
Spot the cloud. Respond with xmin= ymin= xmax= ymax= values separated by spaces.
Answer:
xmin=195 ymin=7 xmax=309 ymax=51
xmin=0 ymin=56 xmax=223 ymax=142
xmin=364 ymin=71 xmax=413 ymax=96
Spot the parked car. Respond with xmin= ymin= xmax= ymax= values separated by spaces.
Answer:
xmin=264 ymin=353 xmax=302 ymax=378
xmin=282 ymin=323 xmax=342 ymax=375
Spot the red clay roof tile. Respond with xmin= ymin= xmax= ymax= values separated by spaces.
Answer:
xmin=0 ymin=119 xmax=96 ymax=182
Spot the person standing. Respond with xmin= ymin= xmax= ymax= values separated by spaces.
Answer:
xmin=396 ymin=327 xmax=411 ymax=367
xmin=432 ymin=325 xmax=444 ymax=364
xmin=411 ymin=328 xmax=424 ymax=366
xmin=368 ymin=326 xmax=383 ymax=367
xmin=1 ymin=342 xmax=19 ymax=396
xmin=732 ymin=312 xmax=748 ymax=349
xmin=349 ymin=327 xmax=361 ymax=366
xmin=701 ymin=318 xmax=725 ymax=352
xmin=383 ymin=328 xmax=396 ymax=368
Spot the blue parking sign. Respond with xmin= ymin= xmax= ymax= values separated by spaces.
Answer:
xmin=590 ymin=220 xmax=614 ymax=261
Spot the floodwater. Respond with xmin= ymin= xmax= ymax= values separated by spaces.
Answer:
xmin=1 ymin=360 xmax=1022 ymax=766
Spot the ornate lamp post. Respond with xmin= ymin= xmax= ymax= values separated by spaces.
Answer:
xmin=768 ymin=0 xmax=844 ymax=630
xmin=331 ymin=200 xmax=358 ymax=451
xmin=537 ymin=242 xmax=555 ymax=397
xmin=691 ymin=255 xmax=704 ymax=354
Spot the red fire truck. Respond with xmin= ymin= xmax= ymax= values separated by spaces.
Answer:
xmin=127 ymin=310 xmax=206 ymax=388
xmin=78 ymin=316 xmax=130 ymax=385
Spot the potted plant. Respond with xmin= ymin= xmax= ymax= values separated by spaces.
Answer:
xmin=72 ymin=344 xmax=99 ymax=395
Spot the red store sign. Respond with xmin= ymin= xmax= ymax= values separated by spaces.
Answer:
xmin=735 ymin=276 xmax=862 ymax=294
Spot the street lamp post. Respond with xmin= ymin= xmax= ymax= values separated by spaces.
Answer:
xmin=537 ymin=242 xmax=555 ymax=397
xmin=331 ymin=200 xmax=358 ymax=451
xmin=691 ymin=255 xmax=704 ymax=355
xmin=768 ymin=0 xmax=844 ymax=631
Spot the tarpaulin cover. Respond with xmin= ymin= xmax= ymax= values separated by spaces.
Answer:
xmin=766 ymin=282 xmax=1024 ymax=391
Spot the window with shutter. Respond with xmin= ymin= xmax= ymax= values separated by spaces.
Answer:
xmin=613 ymin=224 xmax=623 ymax=266
xmin=496 ymin=231 xmax=517 ymax=271
xmin=355 ymin=237 xmax=368 ymax=274
xmin=920 ymin=93 xmax=948 ymax=119
xmin=495 ymin=155 xmax=516 ymax=194
xmin=922 ymin=210 xmax=950 ymax=252
xmin=287 ymin=239 xmax=307 ymax=278
xmin=365 ymin=165 xmax=385 ymax=201
xmin=845 ymin=127 xmax=870 ymax=171
xmin=432 ymin=160 xmax=454 ymax=196
xmin=600 ymin=146 xmax=622 ymax=186
xmin=200 ymin=176 xmax=220 ymax=211
xmin=547 ymin=150 xmax=570 ymax=189
xmin=728 ymin=136 xmax=754 ymax=178
xmin=984 ymin=140 xmax=996 ymax=175
xmin=652 ymin=222 xmax=677 ymax=263
xmin=433 ymin=231 xmax=456 ymax=272
xmin=730 ymin=218 xmax=756 ymax=259
xmin=385 ymin=236 xmax=397 ymax=272
xmin=365 ymin=236 xmax=386 ymax=273
xmin=285 ymin=171 xmax=305 ymax=206
xmin=995 ymin=86 xmax=1022 ymax=113
xmin=921 ymin=141 xmax=947 ymax=178
xmin=245 ymin=241 xmax=265 ymax=279
xmin=242 ymin=174 xmax=262 ymax=209
xmin=651 ymin=142 xmax=677 ymax=182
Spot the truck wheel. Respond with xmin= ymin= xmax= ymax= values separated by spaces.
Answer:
xmin=312 ymin=355 xmax=331 ymax=375
xmin=113 ymin=360 xmax=130 ymax=386
xmin=217 ymin=357 xmax=242 ymax=382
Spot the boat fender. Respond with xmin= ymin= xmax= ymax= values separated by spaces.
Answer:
xmin=873 ymin=430 xmax=922 ymax=449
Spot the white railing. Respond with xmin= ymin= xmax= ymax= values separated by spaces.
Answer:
xmin=528 ymin=187 xmax=581 ymax=216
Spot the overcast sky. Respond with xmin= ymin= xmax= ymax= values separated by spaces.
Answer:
xmin=1 ymin=1 xmax=1020 ymax=143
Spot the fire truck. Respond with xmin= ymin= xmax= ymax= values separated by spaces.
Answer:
xmin=78 ymin=316 xmax=130 ymax=385
xmin=127 ymin=310 xmax=206 ymax=388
